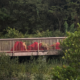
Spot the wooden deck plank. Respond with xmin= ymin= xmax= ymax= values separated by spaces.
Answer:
xmin=2 ymin=50 xmax=61 ymax=56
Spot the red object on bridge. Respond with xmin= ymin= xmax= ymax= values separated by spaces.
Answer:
xmin=55 ymin=42 xmax=60 ymax=49
xmin=11 ymin=41 xmax=60 ymax=52
xmin=51 ymin=42 xmax=60 ymax=50
xmin=11 ymin=41 xmax=26 ymax=51
xmin=27 ymin=42 xmax=47 ymax=50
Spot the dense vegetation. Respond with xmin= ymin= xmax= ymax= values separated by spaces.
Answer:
xmin=0 ymin=54 xmax=64 ymax=80
xmin=0 ymin=0 xmax=80 ymax=37
xmin=0 ymin=0 xmax=80 ymax=79
xmin=0 ymin=24 xmax=80 ymax=79
xmin=52 ymin=23 xmax=80 ymax=80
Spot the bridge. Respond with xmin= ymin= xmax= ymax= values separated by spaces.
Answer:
xmin=0 ymin=37 xmax=67 ymax=56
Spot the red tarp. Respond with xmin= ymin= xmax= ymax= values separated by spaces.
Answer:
xmin=11 ymin=41 xmax=26 ymax=51
xmin=10 ymin=41 xmax=60 ymax=52
xmin=27 ymin=42 xmax=47 ymax=50
xmin=55 ymin=42 xmax=60 ymax=49
xmin=51 ymin=42 xmax=60 ymax=50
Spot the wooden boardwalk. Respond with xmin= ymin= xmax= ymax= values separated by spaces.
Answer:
xmin=0 ymin=37 xmax=66 ymax=56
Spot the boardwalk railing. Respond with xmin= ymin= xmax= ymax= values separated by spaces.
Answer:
xmin=0 ymin=37 xmax=67 ymax=56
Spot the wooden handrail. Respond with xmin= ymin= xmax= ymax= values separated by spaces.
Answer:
xmin=0 ymin=37 xmax=67 ymax=41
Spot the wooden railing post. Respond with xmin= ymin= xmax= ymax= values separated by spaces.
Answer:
xmin=12 ymin=40 xmax=14 ymax=56
xmin=38 ymin=42 xmax=39 ymax=55
xmin=57 ymin=39 xmax=59 ymax=42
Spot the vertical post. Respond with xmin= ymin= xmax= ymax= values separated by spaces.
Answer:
xmin=0 ymin=41 xmax=1 ymax=51
xmin=1 ymin=41 xmax=2 ymax=51
xmin=10 ymin=41 xmax=11 ymax=51
xmin=12 ymin=40 xmax=14 ymax=56
xmin=57 ymin=39 xmax=59 ymax=42
xmin=49 ymin=39 xmax=50 ymax=51
xmin=38 ymin=42 xmax=39 ymax=55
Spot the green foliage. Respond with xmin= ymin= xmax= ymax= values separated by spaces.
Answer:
xmin=34 ymin=73 xmax=44 ymax=80
xmin=4 ymin=27 xmax=24 ymax=38
xmin=0 ymin=0 xmax=79 ymax=35
xmin=0 ymin=54 xmax=64 ymax=80
xmin=34 ymin=30 xmax=53 ymax=37
xmin=64 ymin=21 xmax=76 ymax=34
xmin=52 ymin=30 xmax=64 ymax=37
xmin=52 ymin=23 xmax=80 ymax=80
xmin=69 ymin=23 xmax=76 ymax=32
xmin=52 ymin=66 xmax=77 ymax=80
xmin=25 ymin=30 xmax=64 ymax=37
xmin=1 ymin=27 xmax=64 ymax=38
xmin=0 ymin=54 xmax=26 ymax=79
xmin=61 ymin=23 xmax=80 ymax=68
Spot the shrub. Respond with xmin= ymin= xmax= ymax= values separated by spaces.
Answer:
xmin=52 ymin=66 xmax=77 ymax=80
xmin=4 ymin=27 xmax=24 ymax=38
xmin=24 ymin=29 xmax=64 ymax=37
xmin=0 ymin=54 xmax=26 ymax=79
xmin=64 ymin=21 xmax=76 ymax=34
xmin=61 ymin=23 xmax=80 ymax=68
xmin=51 ymin=23 xmax=80 ymax=80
